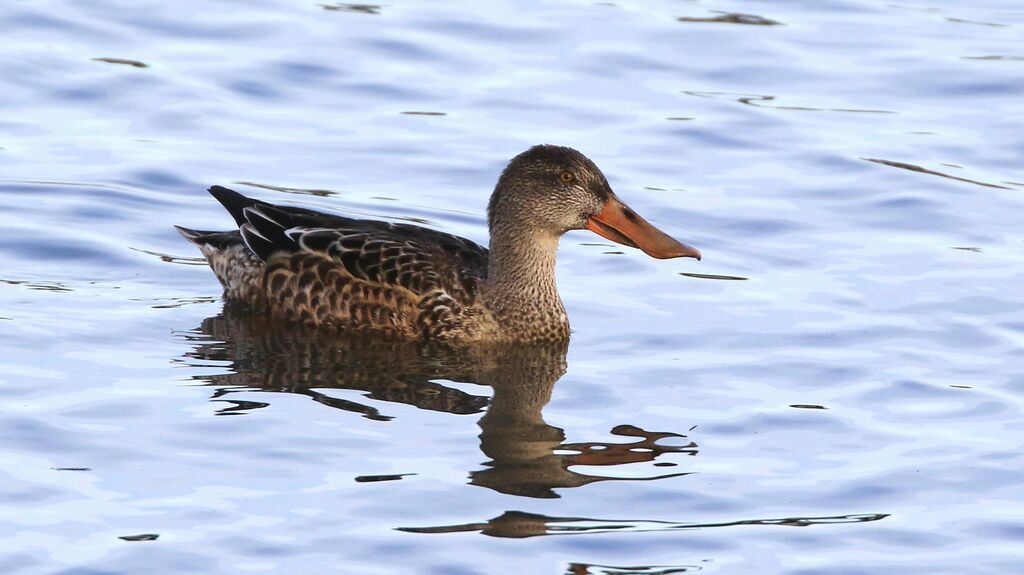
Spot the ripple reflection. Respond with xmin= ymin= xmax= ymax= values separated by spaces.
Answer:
xmin=864 ymin=158 xmax=1012 ymax=189
xmin=91 ymin=57 xmax=148 ymax=68
xmin=320 ymin=3 xmax=381 ymax=14
xmin=399 ymin=510 xmax=889 ymax=538
xmin=682 ymin=91 xmax=895 ymax=114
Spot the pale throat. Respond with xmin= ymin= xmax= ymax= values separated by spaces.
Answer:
xmin=482 ymin=226 xmax=567 ymax=326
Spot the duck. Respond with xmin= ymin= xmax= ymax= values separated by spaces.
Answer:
xmin=176 ymin=145 xmax=700 ymax=342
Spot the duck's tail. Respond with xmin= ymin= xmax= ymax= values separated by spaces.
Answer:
xmin=208 ymin=185 xmax=263 ymax=227
xmin=174 ymin=224 xmax=267 ymax=308
xmin=174 ymin=225 xmax=243 ymax=250
xmin=174 ymin=225 xmax=211 ymax=244
xmin=175 ymin=185 xmax=261 ymax=245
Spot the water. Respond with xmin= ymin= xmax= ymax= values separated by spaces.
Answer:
xmin=2 ymin=0 xmax=1023 ymax=573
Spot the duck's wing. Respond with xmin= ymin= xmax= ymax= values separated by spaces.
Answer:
xmin=208 ymin=186 xmax=489 ymax=336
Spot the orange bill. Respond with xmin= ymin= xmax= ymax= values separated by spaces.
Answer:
xmin=585 ymin=195 xmax=701 ymax=260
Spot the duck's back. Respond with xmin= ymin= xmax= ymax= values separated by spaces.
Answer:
xmin=177 ymin=186 xmax=491 ymax=340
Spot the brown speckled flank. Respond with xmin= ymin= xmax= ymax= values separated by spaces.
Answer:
xmin=177 ymin=145 xmax=700 ymax=342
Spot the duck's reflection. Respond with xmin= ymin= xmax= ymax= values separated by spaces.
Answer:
xmin=180 ymin=307 xmax=697 ymax=498
xmin=181 ymin=309 xmax=490 ymax=421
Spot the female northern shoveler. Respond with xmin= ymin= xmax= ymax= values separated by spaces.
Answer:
xmin=176 ymin=145 xmax=700 ymax=342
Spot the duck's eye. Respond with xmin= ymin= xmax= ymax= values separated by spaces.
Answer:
xmin=559 ymin=171 xmax=575 ymax=184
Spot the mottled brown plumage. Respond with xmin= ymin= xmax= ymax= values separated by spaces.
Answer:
xmin=176 ymin=145 xmax=701 ymax=342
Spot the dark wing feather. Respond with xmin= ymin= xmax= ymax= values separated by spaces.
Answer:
xmin=210 ymin=186 xmax=489 ymax=301
xmin=291 ymin=224 xmax=488 ymax=302
xmin=209 ymin=185 xmax=261 ymax=227
xmin=239 ymin=224 xmax=277 ymax=260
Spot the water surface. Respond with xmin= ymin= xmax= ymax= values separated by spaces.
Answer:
xmin=2 ymin=1 xmax=1023 ymax=573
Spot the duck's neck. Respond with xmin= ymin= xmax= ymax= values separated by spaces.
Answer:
xmin=482 ymin=225 xmax=569 ymax=340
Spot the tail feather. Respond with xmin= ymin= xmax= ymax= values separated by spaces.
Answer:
xmin=174 ymin=225 xmax=207 ymax=244
xmin=175 ymin=226 xmax=247 ymax=251
xmin=208 ymin=185 xmax=261 ymax=227
xmin=182 ymin=185 xmax=329 ymax=262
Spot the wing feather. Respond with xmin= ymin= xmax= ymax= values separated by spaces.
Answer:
xmin=192 ymin=186 xmax=491 ymax=337
xmin=231 ymin=201 xmax=488 ymax=300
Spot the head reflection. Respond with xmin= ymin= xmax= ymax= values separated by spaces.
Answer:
xmin=180 ymin=307 xmax=697 ymax=498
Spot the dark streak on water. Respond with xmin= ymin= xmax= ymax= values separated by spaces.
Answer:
xmin=677 ymin=12 xmax=783 ymax=27
xmin=355 ymin=473 xmax=417 ymax=483
xmin=679 ymin=272 xmax=749 ymax=281
xmin=118 ymin=534 xmax=160 ymax=542
xmin=91 ymin=57 xmax=149 ymax=68
xmin=865 ymin=158 xmax=1012 ymax=189
xmin=320 ymin=3 xmax=382 ymax=15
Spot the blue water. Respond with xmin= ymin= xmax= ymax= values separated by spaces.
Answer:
xmin=2 ymin=1 xmax=1023 ymax=573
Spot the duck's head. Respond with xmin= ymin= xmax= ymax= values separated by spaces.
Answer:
xmin=488 ymin=145 xmax=701 ymax=260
